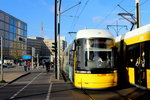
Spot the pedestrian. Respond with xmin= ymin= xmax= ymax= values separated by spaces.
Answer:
xmin=22 ymin=60 xmax=27 ymax=72
xmin=27 ymin=61 xmax=31 ymax=71
xmin=45 ymin=60 xmax=50 ymax=72
xmin=42 ymin=60 xmax=45 ymax=68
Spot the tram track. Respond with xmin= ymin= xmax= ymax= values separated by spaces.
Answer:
xmin=80 ymin=89 xmax=95 ymax=100
xmin=79 ymin=87 xmax=135 ymax=100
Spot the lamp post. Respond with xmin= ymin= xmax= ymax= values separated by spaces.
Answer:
xmin=136 ymin=0 xmax=140 ymax=28
xmin=37 ymin=54 xmax=39 ymax=68
xmin=0 ymin=36 xmax=6 ymax=83
xmin=54 ymin=0 xmax=81 ymax=79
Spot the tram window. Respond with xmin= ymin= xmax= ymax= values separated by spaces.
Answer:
xmin=69 ymin=51 xmax=74 ymax=67
xmin=84 ymin=51 xmax=112 ymax=68
xmin=89 ymin=38 xmax=114 ymax=49
xmin=127 ymin=44 xmax=140 ymax=67
xmin=145 ymin=42 xmax=150 ymax=69
xmin=76 ymin=38 xmax=114 ymax=69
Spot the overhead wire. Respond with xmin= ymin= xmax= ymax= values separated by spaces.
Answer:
xmin=140 ymin=0 xmax=150 ymax=6
xmin=95 ymin=0 xmax=125 ymax=28
xmin=71 ymin=0 xmax=90 ymax=31
xmin=128 ymin=0 xmax=150 ymax=14
xmin=69 ymin=0 xmax=81 ymax=32
xmin=69 ymin=0 xmax=90 ymax=40
xmin=69 ymin=0 xmax=82 ymax=40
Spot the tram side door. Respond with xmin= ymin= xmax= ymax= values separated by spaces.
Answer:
xmin=134 ymin=43 xmax=147 ymax=87
xmin=127 ymin=43 xmax=147 ymax=87
xmin=139 ymin=43 xmax=147 ymax=87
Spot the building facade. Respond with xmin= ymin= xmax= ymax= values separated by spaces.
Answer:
xmin=43 ymin=40 xmax=53 ymax=56
xmin=60 ymin=36 xmax=67 ymax=53
xmin=27 ymin=37 xmax=46 ymax=56
xmin=27 ymin=36 xmax=67 ymax=62
xmin=44 ymin=36 xmax=67 ymax=61
xmin=0 ymin=10 xmax=27 ymax=60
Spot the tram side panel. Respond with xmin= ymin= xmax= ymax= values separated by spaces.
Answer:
xmin=62 ymin=47 xmax=74 ymax=83
xmin=123 ymin=24 xmax=150 ymax=89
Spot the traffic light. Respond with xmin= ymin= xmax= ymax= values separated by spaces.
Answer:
xmin=52 ymin=42 xmax=57 ymax=52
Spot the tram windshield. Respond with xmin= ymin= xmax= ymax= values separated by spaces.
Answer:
xmin=76 ymin=38 xmax=114 ymax=69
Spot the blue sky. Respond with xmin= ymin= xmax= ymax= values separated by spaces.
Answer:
xmin=0 ymin=0 xmax=150 ymax=43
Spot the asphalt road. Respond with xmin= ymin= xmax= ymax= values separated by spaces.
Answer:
xmin=0 ymin=69 xmax=150 ymax=100
xmin=0 ymin=70 xmax=53 ymax=100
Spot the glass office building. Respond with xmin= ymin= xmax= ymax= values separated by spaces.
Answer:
xmin=0 ymin=10 xmax=27 ymax=60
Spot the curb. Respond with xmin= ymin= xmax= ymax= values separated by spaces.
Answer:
xmin=0 ymin=72 xmax=31 ymax=88
xmin=61 ymin=72 xmax=72 ymax=83
xmin=8 ymin=72 xmax=31 ymax=84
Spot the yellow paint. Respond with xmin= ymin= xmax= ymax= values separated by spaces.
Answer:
xmin=124 ymin=32 xmax=150 ymax=45
xmin=147 ymin=69 xmax=150 ymax=89
xmin=127 ymin=67 xmax=135 ymax=84
xmin=74 ymin=71 xmax=117 ymax=89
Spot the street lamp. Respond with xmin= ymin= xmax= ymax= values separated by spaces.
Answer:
xmin=0 ymin=36 xmax=6 ymax=83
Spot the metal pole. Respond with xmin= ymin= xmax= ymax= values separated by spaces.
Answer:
xmin=37 ymin=54 xmax=39 ymax=68
xmin=31 ymin=57 xmax=33 ymax=69
xmin=31 ymin=47 xmax=34 ymax=69
xmin=136 ymin=0 xmax=140 ymax=28
xmin=54 ymin=0 xmax=58 ymax=79
xmin=57 ymin=0 xmax=61 ymax=80
xmin=107 ymin=24 xmax=127 ymax=36
xmin=116 ymin=20 xmax=119 ymax=36
xmin=0 ymin=36 xmax=3 ymax=81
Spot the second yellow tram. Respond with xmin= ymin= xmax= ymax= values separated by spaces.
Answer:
xmin=115 ymin=24 xmax=150 ymax=89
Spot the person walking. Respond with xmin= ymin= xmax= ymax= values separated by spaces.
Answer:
xmin=42 ymin=60 xmax=45 ymax=69
xmin=45 ymin=60 xmax=50 ymax=72
xmin=22 ymin=60 xmax=27 ymax=72
xmin=27 ymin=61 xmax=31 ymax=71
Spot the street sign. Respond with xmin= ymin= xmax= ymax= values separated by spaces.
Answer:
xmin=22 ymin=55 xmax=31 ymax=59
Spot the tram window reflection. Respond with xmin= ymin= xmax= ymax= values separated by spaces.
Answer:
xmin=84 ymin=51 xmax=112 ymax=68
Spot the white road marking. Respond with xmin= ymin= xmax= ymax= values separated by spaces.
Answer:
xmin=46 ymin=75 xmax=53 ymax=100
xmin=9 ymin=72 xmax=43 ymax=99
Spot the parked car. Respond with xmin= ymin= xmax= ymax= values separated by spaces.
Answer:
xmin=0 ymin=63 xmax=15 ymax=68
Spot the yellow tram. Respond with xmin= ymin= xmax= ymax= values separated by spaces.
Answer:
xmin=115 ymin=24 xmax=150 ymax=89
xmin=62 ymin=29 xmax=117 ymax=89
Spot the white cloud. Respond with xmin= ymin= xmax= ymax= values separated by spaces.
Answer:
xmin=92 ymin=16 xmax=103 ymax=24
xmin=44 ymin=36 xmax=50 ymax=40
xmin=93 ymin=16 xmax=129 ymax=25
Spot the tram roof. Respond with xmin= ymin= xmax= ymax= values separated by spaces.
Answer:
xmin=76 ymin=29 xmax=114 ymax=39
xmin=124 ymin=24 xmax=150 ymax=40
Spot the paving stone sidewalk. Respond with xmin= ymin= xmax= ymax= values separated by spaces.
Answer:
xmin=0 ymin=66 xmax=30 ymax=86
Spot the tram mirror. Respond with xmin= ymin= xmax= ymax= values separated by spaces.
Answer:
xmin=72 ymin=41 xmax=76 ymax=51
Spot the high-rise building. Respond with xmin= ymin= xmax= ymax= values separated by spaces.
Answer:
xmin=0 ymin=10 xmax=27 ymax=59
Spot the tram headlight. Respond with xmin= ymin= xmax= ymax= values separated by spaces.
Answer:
xmin=86 ymin=71 xmax=91 ymax=74
xmin=76 ymin=70 xmax=91 ymax=73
